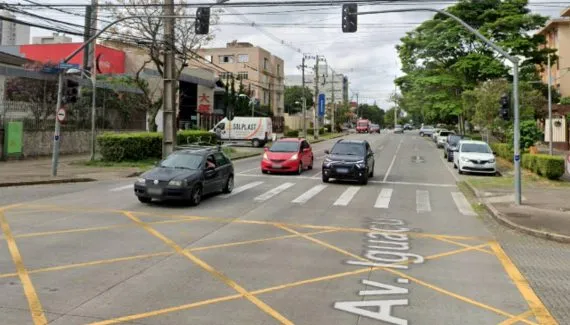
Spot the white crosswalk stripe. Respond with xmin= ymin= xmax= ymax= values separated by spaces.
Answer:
xmin=292 ymin=184 xmax=328 ymax=204
xmin=451 ymin=192 xmax=477 ymax=216
xmin=374 ymin=188 xmax=393 ymax=208
xmin=254 ymin=182 xmax=295 ymax=202
xmin=333 ymin=186 xmax=361 ymax=206
xmin=416 ymin=190 xmax=431 ymax=213
xmin=219 ymin=181 xmax=264 ymax=199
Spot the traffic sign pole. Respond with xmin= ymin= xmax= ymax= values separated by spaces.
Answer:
xmin=51 ymin=71 xmax=64 ymax=177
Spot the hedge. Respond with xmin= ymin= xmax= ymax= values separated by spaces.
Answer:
xmin=306 ymin=128 xmax=326 ymax=135
xmin=97 ymin=130 xmax=216 ymax=162
xmin=491 ymin=143 xmax=565 ymax=180
xmin=285 ymin=130 xmax=299 ymax=137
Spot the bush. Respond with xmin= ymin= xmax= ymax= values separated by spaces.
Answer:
xmin=490 ymin=143 xmax=512 ymax=160
xmin=533 ymin=154 xmax=565 ymax=180
xmin=285 ymin=130 xmax=299 ymax=137
xmin=98 ymin=130 xmax=215 ymax=162
xmin=506 ymin=120 xmax=542 ymax=150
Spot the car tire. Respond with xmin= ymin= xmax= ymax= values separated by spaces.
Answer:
xmin=453 ymin=163 xmax=457 ymax=169
xmin=261 ymin=169 xmax=268 ymax=174
xmin=447 ymin=156 xmax=453 ymax=162
xmin=297 ymin=162 xmax=303 ymax=175
xmin=322 ymin=175 xmax=329 ymax=183
xmin=308 ymin=158 xmax=313 ymax=170
xmin=252 ymin=139 xmax=261 ymax=147
xmin=369 ymin=165 xmax=374 ymax=177
xmin=138 ymin=197 xmax=151 ymax=204
xmin=189 ymin=184 xmax=202 ymax=206
xmin=419 ymin=132 xmax=424 ymax=137
xmin=359 ymin=173 xmax=368 ymax=185
xmin=222 ymin=175 xmax=234 ymax=194
xmin=458 ymin=169 xmax=464 ymax=175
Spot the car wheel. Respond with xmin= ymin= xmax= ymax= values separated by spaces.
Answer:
xmin=261 ymin=169 xmax=268 ymax=174
xmin=458 ymin=169 xmax=464 ymax=175
xmin=447 ymin=156 xmax=453 ymax=162
xmin=222 ymin=175 xmax=234 ymax=193
xmin=297 ymin=162 xmax=303 ymax=175
xmin=322 ymin=174 xmax=329 ymax=183
xmin=453 ymin=163 xmax=457 ymax=169
xmin=359 ymin=173 xmax=368 ymax=185
xmin=189 ymin=184 xmax=202 ymax=206
xmin=138 ymin=197 xmax=151 ymax=204
xmin=252 ymin=139 xmax=261 ymax=147
xmin=369 ymin=165 xmax=374 ymax=177
xmin=308 ymin=158 xmax=313 ymax=170
xmin=419 ymin=132 xmax=424 ymax=137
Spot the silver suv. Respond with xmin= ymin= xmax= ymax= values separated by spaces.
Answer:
xmin=419 ymin=125 xmax=435 ymax=137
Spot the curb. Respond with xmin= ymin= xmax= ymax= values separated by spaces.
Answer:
xmin=0 ymin=178 xmax=96 ymax=188
xmin=463 ymin=181 xmax=570 ymax=243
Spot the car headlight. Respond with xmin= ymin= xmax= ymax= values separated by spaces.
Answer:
xmin=355 ymin=160 xmax=366 ymax=169
xmin=289 ymin=153 xmax=298 ymax=161
xmin=461 ymin=157 xmax=470 ymax=162
xmin=168 ymin=180 xmax=185 ymax=186
xmin=136 ymin=178 xmax=146 ymax=184
xmin=263 ymin=152 xmax=269 ymax=160
xmin=488 ymin=158 xmax=495 ymax=163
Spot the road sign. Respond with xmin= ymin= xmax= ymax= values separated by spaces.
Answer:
xmin=514 ymin=154 xmax=520 ymax=162
xmin=54 ymin=135 xmax=60 ymax=141
xmin=58 ymin=62 xmax=80 ymax=70
xmin=318 ymin=93 xmax=325 ymax=117
xmin=56 ymin=108 xmax=67 ymax=123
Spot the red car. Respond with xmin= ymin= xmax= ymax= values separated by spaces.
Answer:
xmin=261 ymin=138 xmax=314 ymax=174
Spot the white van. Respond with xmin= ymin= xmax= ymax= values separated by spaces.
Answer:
xmin=210 ymin=117 xmax=272 ymax=147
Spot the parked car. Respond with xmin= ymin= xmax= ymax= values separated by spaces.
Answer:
xmin=394 ymin=124 xmax=404 ymax=133
xmin=432 ymin=129 xmax=447 ymax=142
xmin=419 ymin=125 xmax=435 ymax=137
xmin=322 ymin=139 xmax=375 ymax=185
xmin=369 ymin=124 xmax=380 ymax=133
xmin=210 ymin=116 xmax=272 ymax=147
xmin=134 ymin=146 xmax=234 ymax=206
xmin=453 ymin=140 xmax=497 ymax=175
xmin=261 ymin=138 xmax=314 ymax=174
xmin=436 ymin=130 xmax=455 ymax=148
xmin=444 ymin=134 xmax=468 ymax=161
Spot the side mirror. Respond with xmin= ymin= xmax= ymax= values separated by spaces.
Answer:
xmin=324 ymin=149 xmax=330 ymax=154
xmin=264 ymin=147 xmax=269 ymax=152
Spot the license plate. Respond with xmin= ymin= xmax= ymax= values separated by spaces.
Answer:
xmin=336 ymin=168 xmax=349 ymax=174
xmin=272 ymin=164 xmax=282 ymax=169
xmin=147 ymin=188 xmax=162 ymax=196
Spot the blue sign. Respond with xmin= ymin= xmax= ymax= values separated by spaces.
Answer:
xmin=58 ymin=63 xmax=80 ymax=70
xmin=514 ymin=154 xmax=520 ymax=162
xmin=318 ymin=93 xmax=326 ymax=117
xmin=54 ymin=135 xmax=60 ymax=141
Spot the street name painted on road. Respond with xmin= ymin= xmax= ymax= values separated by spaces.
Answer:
xmin=334 ymin=217 xmax=424 ymax=324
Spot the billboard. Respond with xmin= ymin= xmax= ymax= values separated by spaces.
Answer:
xmin=19 ymin=43 xmax=125 ymax=74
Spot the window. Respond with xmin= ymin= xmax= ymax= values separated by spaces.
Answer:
xmin=270 ymin=141 xmax=299 ymax=152
xmin=331 ymin=143 xmax=365 ymax=156
xmin=205 ymin=55 xmax=212 ymax=63
xmin=160 ymin=153 xmax=203 ymax=170
xmin=461 ymin=143 xmax=491 ymax=153
xmin=263 ymin=58 xmax=269 ymax=70
xmin=219 ymin=55 xmax=235 ymax=63
xmin=219 ymin=72 xmax=233 ymax=80
xmin=277 ymin=64 xmax=281 ymax=76
xmin=205 ymin=155 xmax=217 ymax=169
xmin=238 ymin=54 xmax=249 ymax=63
xmin=237 ymin=72 xmax=248 ymax=80
xmin=213 ymin=152 xmax=229 ymax=166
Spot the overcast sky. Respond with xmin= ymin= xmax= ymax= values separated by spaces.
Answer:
xmin=17 ymin=0 xmax=568 ymax=110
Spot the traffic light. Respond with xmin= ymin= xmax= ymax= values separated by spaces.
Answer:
xmin=499 ymin=94 xmax=509 ymax=121
xmin=342 ymin=3 xmax=357 ymax=33
xmin=195 ymin=7 xmax=210 ymax=35
xmin=63 ymin=79 xmax=79 ymax=104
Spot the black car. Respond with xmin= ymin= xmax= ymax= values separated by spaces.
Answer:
xmin=134 ymin=146 xmax=234 ymax=205
xmin=444 ymin=134 xmax=468 ymax=162
xmin=322 ymin=139 xmax=375 ymax=185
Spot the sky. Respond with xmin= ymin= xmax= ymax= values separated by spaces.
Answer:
xmin=13 ymin=0 xmax=568 ymax=110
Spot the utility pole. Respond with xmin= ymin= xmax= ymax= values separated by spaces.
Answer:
xmin=331 ymin=69 xmax=335 ymax=133
xmin=547 ymin=53 xmax=553 ymax=155
xmin=88 ymin=0 xmax=98 ymax=161
xmin=162 ymin=0 xmax=175 ymax=157
xmin=314 ymin=55 xmax=319 ymax=140
xmin=82 ymin=6 xmax=92 ymax=72
xmin=301 ymin=56 xmax=307 ymax=139
xmin=356 ymin=92 xmax=359 ymax=118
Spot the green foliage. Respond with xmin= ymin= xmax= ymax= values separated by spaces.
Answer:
xmin=357 ymin=104 xmax=385 ymax=126
xmin=383 ymin=107 xmax=407 ymax=127
xmin=490 ymin=143 xmax=513 ymax=160
xmin=284 ymin=86 xmax=314 ymax=114
xmin=97 ymin=130 xmax=215 ymax=162
xmin=285 ymin=130 xmax=299 ymax=137
xmin=560 ymin=97 xmax=570 ymax=105
xmin=522 ymin=154 xmax=565 ymax=180
xmin=305 ymin=128 xmax=326 ymax=136
xmin=506 ymin=120 xmax=543 ymax=150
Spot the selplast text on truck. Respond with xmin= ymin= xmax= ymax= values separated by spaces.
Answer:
xmin=210 ymin=116 xmax=272 ymax=147
xmin=356 ymin=118 xmax=370 ymax=133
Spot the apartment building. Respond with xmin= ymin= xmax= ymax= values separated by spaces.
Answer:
xmin=537 ymin=7 xmax=570 ymax=97
xmin=0 ymin=10 xmax=30 ymax=45
xmin=197 ymin=41 xmax=285 ymax=116
xmin=286 ymin=69 xmax=348 ymax=106
xmin=32 ymin=33 xmax=72 ymax=44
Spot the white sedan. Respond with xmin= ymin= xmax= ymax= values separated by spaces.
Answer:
xmin=453 ymin=140 xmax=497 ymax=175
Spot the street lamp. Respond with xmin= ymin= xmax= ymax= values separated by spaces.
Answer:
xmin=67 ymin=68 xmax=97 ymax=161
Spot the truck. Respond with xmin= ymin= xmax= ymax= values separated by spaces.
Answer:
xmin=356 ymin=118 xmax=370 ymax=133
xmin=210 ymin=116 xmax=273 ymax=147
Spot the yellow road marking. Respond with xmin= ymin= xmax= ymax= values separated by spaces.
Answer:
xmin=121 ymin=211 xmax=294 ymax=325
xmin=490 ymin=241 xmax=558 ymax=325
xmin=433 ymin=236 xmax=494 ymax=255
xmin=91 ymin=242 xmax=489 ymax=324
xmin=0 ymin=210 xmax=47 ymax=325
xmin=498 ymin=310 xmax=535 ymax=325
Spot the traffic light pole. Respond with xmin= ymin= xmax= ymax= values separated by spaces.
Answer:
xmin=357 ymin=7 xmax=522 ymax=205
xmin=51 ymin=72 xmax=64 ymax=177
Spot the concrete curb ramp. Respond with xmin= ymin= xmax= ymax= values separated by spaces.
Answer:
xmin=463 ymin=181 xmax=570 ymax=244
xmin=0 ymin=178 xmax=96 ymax=188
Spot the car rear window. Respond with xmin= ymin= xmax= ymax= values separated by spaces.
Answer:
xmin=439 ymin=131 xmax=452 ymax=136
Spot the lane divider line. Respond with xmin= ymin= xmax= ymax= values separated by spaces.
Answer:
xmin=382 ymin=137 xmax=404 ymax=182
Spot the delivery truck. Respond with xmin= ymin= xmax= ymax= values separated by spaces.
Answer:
xmin=210 ymin=117 xmax=273 ymax=147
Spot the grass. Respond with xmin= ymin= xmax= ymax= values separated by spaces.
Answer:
xmin=307 ymin=132 xmax=345 ymax=144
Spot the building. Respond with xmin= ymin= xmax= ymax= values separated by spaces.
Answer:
xmin=0 ymin=11 xmax=30 ymax=45
xmin=286 ymin=69 xmax=347 ymax=106
xmin=197 ymin=41 xmax=285 ymax=116
xmin=537 ymin=6 xmax=570 ymax=97
xmin=32 ymin=33 xmax=72 ymax=45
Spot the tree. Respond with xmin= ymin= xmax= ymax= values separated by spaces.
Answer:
xmin=284 ymin=86 xmax=314 ymax=114
xmin=383 ymin=107 xmax=406 ymax=127
xmin=357 ymin=104 xmax=385 ymax=126
xmin=395 ymin=0 xmax=553 ymax=128
xmin=107 ymin=0 xmax=220 ymax=130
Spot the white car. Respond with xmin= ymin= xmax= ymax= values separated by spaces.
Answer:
xmin=436 ymin=130 xmax=455 ymax=148
xmin=453 ymin=140 xmax=497 ymax=175
xmin=432 ymin=128 xmax=444 ymax=142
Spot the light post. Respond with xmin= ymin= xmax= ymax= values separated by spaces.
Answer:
xmin=67 ymin=68 xmax=97 ymax=161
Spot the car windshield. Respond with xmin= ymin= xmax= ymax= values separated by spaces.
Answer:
xmin=423 ymin=125 xmax=434 ymax=129
xmin=159 ymin=153 xmax=203 ymax=169
xmin=448 ymin=136 xmax=462 ymax=145
xmin=461 ymin=143 xmax=492 ymax=153
xmin=331 ymin=143 xmax=365 ymax=156
xmin=270 ymin=141 xmax=299 ymax=152
xmin=439 ymin=131 xmax=452 ymax=136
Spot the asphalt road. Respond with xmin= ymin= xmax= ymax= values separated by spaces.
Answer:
xmin=0 ymin=131 xmax=559 ymax=325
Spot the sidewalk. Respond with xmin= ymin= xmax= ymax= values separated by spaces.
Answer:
xmin=463 ymin=158 xmax=570 ymax=243
xmin=0 ymin=154 xmax=145 ymax=187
